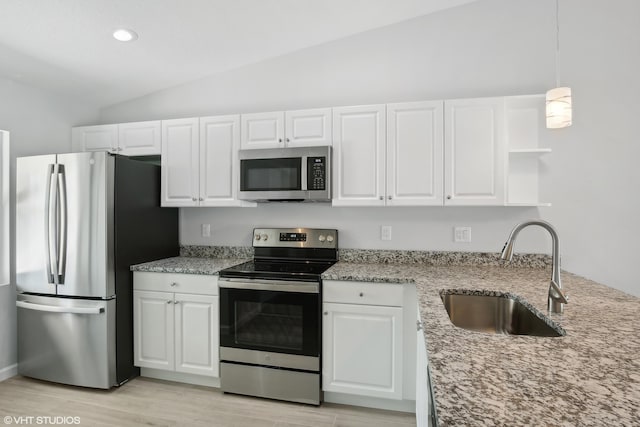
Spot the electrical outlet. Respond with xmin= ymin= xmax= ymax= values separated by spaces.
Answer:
xmin=201 ymin=224 xmax=211 ymax=238
xmin=454 ymin=226 xmax=471 ymax=243
xmin=381 ymin=226 xmax=392 ymax=241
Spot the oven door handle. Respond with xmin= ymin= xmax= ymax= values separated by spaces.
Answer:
xmin=218 ymin=278 xmax=319 ymax=294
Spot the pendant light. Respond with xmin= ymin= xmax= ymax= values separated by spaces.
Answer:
xmin=546 ymin=0 xmax=572 ymax=129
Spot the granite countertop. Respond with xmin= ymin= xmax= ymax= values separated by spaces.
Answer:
xmin=130 ymin=256 xmax=248 ymax=275
xmin=322 ymin=262 xmax=640 ymax=426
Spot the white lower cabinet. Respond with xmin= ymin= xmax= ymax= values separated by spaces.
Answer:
xmin=133 ymin=272 xmax=219 ymax=378
xmin=323 ymin=302 xmax=403 ymax=399
xmin=323 ymin=280 xmax=416 ymax=406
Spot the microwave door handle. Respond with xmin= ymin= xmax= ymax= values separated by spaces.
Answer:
xmin=57 ymin=165 xmax=67 ymax=284
xmin=44 ymin=164 xmax=55 ymax=284
xmin=301 ymin=156 xmax=307 ymax=191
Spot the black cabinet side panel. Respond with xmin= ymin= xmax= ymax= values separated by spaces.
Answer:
xmin=113 ymin=155 xmax=179 ymax=384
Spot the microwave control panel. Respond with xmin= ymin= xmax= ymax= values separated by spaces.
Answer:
xmin=307 ymin=156 xmax=326 ymax=191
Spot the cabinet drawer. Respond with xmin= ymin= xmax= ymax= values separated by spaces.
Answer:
xmin=323 ymin=280 xmax=403 ymax=307
xmin=134 ymin=272 xmax=218 ymax=296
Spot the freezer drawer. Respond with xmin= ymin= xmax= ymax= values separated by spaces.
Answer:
xmin=17 ymin=294 xmax=116 ymax=389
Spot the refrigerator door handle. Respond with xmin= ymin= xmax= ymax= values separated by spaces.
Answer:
xmin=16 ymin=300 xmax=104 ymax=315
xmin=57 ymin=164 xmax=67 ymax=284
xmin=48 ymin=163 xmax=60 ymax=286
xmin=44 ymin=164 xmax=55 ymax=284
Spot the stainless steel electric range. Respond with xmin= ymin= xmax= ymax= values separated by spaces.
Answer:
xmin=218 ymin=227 xmax=338 ymax=405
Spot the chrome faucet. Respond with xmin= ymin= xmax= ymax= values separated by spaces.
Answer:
xmin=500 ymin=220 xmax=568 ymax=314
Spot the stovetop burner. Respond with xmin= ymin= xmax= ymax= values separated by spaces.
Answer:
xmin=219 ymin=260 xmax=335 ymax=281
xmin=218 ymin=227 xmax=338 ymax=282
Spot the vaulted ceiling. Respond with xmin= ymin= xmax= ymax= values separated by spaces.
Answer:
xmin=0 ymin=0 xmax=477 ymax=107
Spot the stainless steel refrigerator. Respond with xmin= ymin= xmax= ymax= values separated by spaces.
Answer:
xmin=16 ymin=151 xmax=178 ymax=388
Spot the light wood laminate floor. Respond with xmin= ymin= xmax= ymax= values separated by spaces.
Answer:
xmin=0 ymin=376 xmax=416 ymax=427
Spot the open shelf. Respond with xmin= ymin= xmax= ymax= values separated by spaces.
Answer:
xmin=508 ymin=148 xmax=552 ymax=154
xmin=505 ymin=95 xmax=551 ymax=206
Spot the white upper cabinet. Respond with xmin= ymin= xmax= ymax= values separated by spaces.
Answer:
xmin=162 ymin=116 xmax=253 ymax=208
xmin=332 ymin=105 xmax=386 ymax=206
xmin=444 ymin=97 xmax=506 ymax=206
xmin=333 ymin=102 xmax=444 ymax=207
xmin=72 ymin=124 xmax=118 ymax=153
xmin=72 ymin=121 xmax=161 ymax=156
xmin=199 ymin=115 xmax=246 ymax=207
xmin=240 ymin=111 xmax=285 ymax=149
xmin=161 ymin=118 xmax=200 ymax=207
xmin=285 ymin=108 xmax=332 ymax=147
xmin=240 ymin=108 xmax=332 ymax=149
xmin=387 ymin=101 xmax=444 ymax=206
xmin=117 ymin=121 xmax=162 ymax=156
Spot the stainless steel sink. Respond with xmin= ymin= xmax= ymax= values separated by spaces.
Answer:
xmin=441 ymin=293 xmax=565 ymax=337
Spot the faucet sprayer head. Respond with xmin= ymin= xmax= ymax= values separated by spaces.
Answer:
xmin=500 ymin=240 xmax=515 ymax=261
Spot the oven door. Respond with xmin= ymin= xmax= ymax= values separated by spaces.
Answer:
xmin=219 ymin=279 xmax=320 ymax=359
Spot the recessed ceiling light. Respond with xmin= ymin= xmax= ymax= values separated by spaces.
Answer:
xmin=113 ymin=29 xmax=138 ymax=42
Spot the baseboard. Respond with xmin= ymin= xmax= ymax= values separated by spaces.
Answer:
xmin=0 ymin=364 xmax=18 ymax=382
xmin=324 ymin=391 xmax=416 ymax=413
xmin=139 ymin=368 xmax=220 ymax=388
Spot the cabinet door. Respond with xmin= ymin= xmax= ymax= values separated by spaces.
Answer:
xmin=133 ymin=290 xmax=174 ymax=371
xmin=71 ymin=125 xmax=118 ymax=153
xmin=174 ymin=294 xmax=219 ymax=377
xmin=161 ymin=118 xmax=200 ymax=207
xmin=322 ymin=302 xmax=403 ymax=399
xmin=199 ymin=115 xmax=244 ymax=206
xmin=285 ymin=108 xmax=332 ymax=147
xmin=118 ymin=121 xmax=161 ymax=156
xmin=240 ymin=112 xmax=285 ymax=149
xmin=444 ymin=98 xmax=505 ymax=206
xmin=332 ymin=105 xmax=386 ymax=206
xmin=387 ymin=101 xmax=444 ymax=206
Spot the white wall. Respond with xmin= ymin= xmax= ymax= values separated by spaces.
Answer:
xmin=0 ymin=76 xmax=100 ymax=374
xmin=101 ymin=0 xmax=640 ymax=296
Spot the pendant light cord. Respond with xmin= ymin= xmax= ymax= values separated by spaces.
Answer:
xmin=555 ymin=0 xmax=560 ymax=88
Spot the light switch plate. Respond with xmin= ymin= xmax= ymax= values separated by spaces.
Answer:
xmin=381 ymin=225 xmax=392 ymax=241
xmin=201 ymin=224 xmax=211 ymax=237
xmin=454 ymin=226 xmax=471 ymax=243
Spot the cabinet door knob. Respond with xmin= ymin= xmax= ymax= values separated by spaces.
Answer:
xmin=323 ymin=311 xmax=328 ymax=315
xmin=199 ymin=197 xmax=204 ymax=201
xmin=174 ymin=301 xmax=179 ymax=305
xmin=388 ymin=196 xmax=392 ymax=200
xmin=416 ymin=320 xmax=423 ymax=331
xmin=286 ymin=138 xmax=290 ymax=143
xmin=379 ymin=196 xmax=383 ymax=200
xmin=359 ymin=292 xmax=364 ymax=297
xmin=278 ymin=138 xmax=283 ymax=143
xmin=192 ymin=197 xmax=197 ymax=202
xmin=166 ymin=300 xmax=172 ymax=304
xmin=170 ymin=282 xmax=177 ymax=287
xmin=447 ymin=195 xmax=452 ymax=200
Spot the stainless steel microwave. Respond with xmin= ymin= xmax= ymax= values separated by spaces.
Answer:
xmin=238 ymin=146 xmax=331 ymax=202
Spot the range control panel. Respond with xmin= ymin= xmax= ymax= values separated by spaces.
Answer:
xmin=280 ymin=232 xmax=307 ymax=242
xmin=253 ymin=228 xmax=337 ymax=248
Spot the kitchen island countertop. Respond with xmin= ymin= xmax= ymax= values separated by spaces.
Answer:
xmin=130 ymin=256 xmax=248 ymax=275
xmin=322 ymin=261 xmax=640 ymax=426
